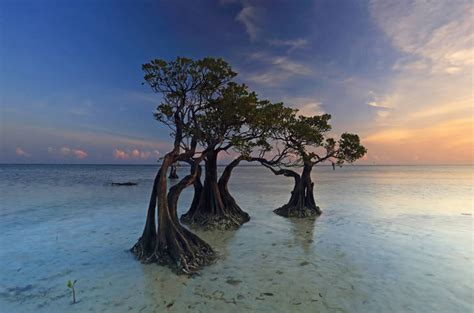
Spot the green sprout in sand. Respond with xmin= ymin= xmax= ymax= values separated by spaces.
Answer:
xmin=67 ymin=279 xmax=77 ymax=304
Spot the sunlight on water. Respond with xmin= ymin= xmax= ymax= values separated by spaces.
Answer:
xmin=0 ymin=165 xmax=472 ymax=312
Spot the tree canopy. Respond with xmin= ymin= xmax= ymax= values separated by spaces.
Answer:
xmin=270 ymin=112 xmax=367 ymax=167
xmin=132 ymin=56 xmax=367 ymax=273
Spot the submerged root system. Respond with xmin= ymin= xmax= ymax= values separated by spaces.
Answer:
xmin=274 ymin=204 xmax=321 ymax=218
xmin=131 ymin=226 xmax=216 ymax=275
xmin=181 ymin=211 xmax=250 ymax=231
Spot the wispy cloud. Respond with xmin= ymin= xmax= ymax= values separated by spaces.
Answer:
xmin=366 ymin=91 xmax=396 ymax=121
xmin=244 ymin=52 xmax=313 ymax=86
xmin=367 ymin=101 xmax=393 ymax=109
xmin=236 ymin=4 xmax=259 ymax=40
xmin=267 ymin=38 xmax=308 ymax=52
xmin=370 ymin=0 xmax=473 ymax=75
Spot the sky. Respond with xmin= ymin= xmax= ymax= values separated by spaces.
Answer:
xmin=0 ymin=0 xmax=472 ymax=164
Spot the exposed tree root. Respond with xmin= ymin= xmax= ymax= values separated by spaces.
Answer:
xmin=255 ymin=159 xmax=324 ymax=218
xmin=181 ymin=210 xmax=249 ymax=231
xmin=132 ymin=153 xmax=216 ymax=275
xmin=274 ymin=204 xmax=321 ymax=218
xmin=181 ymin=154 xmax=250 ymax=230
xmin=131 ymin=230 xmax=215 ymax=274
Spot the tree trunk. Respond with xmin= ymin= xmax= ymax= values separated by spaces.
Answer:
xmin=181 ymin=152 xmax=249 ymax=230
xmin=131 ymin=155 xmax=214 ymax=274
xmin=273 ymin=163 xmax=322 ymax=218
xmin=187 ymin=162 xmax=202 ymax=214
xmin=218 ymin=156 xmax=250 ymax=223
xmin=168 ymin=164 xmax=179 ymax=179
xmin=130 ymin=169 xmax=160 ymax=261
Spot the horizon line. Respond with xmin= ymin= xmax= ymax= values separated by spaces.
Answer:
xmin=0 ymin=163 xmax=472 ymax=167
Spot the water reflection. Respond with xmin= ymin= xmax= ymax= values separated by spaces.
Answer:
xmin=288 ymin=216 xmax=319 ymax=253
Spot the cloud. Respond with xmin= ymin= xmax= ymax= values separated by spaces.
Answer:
xmin=279 ymin=97 xmax=324 ymax=117
xmin=73 ymin=149 xmax=88 ymax=159
xmin=131 ymin=148 xmax=155 ymax=159
xmin=15 ymin=147 xmax=30 ymax=157
xmin=370 ymin=0 xmax=473 ymax=74
xmin=367 ymin=101 xmax=393 ymax=109
xmin=113 ymin=148 xmax=129 ymax=160
xmin=131 ymin=149 xmax=140 ymax=158
xmin=113 ymin=148 xmax=160 ymax=161
xmin=297 ymin=102 xmax=324 ymax=117
xmin=247 ymin=52 xmax=311 ymax=75
xmin=244 ymin=52 xmax=313 ymax=86
xmin=362 ymin=0 xmax=474 ymax=164
xmin=236 ymin=4 xmax=259 ymax=40
xmin=48 ymin=146 xmax=88 ymax=159
xmin=268 ymin=38 xmax=308 ymax=52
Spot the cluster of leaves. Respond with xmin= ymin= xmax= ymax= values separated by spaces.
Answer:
xmin=194 ymin=82 xmax=258 ymax=149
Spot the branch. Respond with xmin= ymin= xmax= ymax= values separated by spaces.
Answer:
xmin=246 ymin=157 xmax=300 ymax=184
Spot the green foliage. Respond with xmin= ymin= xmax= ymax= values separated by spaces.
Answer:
xmin=67 ymin=279 xmax=76 ymax=288
xmin=188 ymin=78 xmax=290 ymax=157
xmin=271 ymin=110 xmax=366 ymax=166
xmin=194 ymin=82 xmax=258 ymax=147
xmin=143 ymin=57 xmax=237 ymax=140
xmin=336 ymin=133 xmax=367 ymax=164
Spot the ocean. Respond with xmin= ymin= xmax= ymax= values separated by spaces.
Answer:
xmin=0 ymin=165 xmax=472 ymax=312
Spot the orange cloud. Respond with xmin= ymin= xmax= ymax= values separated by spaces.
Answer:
xmin=131 ymin=149 xmax=140 ymax=158
xmin=113 ymin=149 xmax=129 ymax=160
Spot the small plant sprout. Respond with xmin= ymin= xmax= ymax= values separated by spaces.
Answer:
xmin=67 ymin=279 xmax=77 ymax=304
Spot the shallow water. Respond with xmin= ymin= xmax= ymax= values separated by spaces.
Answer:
xmin=0 ymin=165 xmax=472 ymax=312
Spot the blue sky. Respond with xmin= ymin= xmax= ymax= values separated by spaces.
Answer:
xmin=1 ymin=0 xmax=472 ymax=164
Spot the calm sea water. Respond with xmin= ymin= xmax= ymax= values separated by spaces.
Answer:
xmin=0 ymin=165 xmax=472 ymax=312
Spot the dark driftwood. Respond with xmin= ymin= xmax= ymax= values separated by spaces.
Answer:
xmin=110 ymin=182 xmax=138 ymax=186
